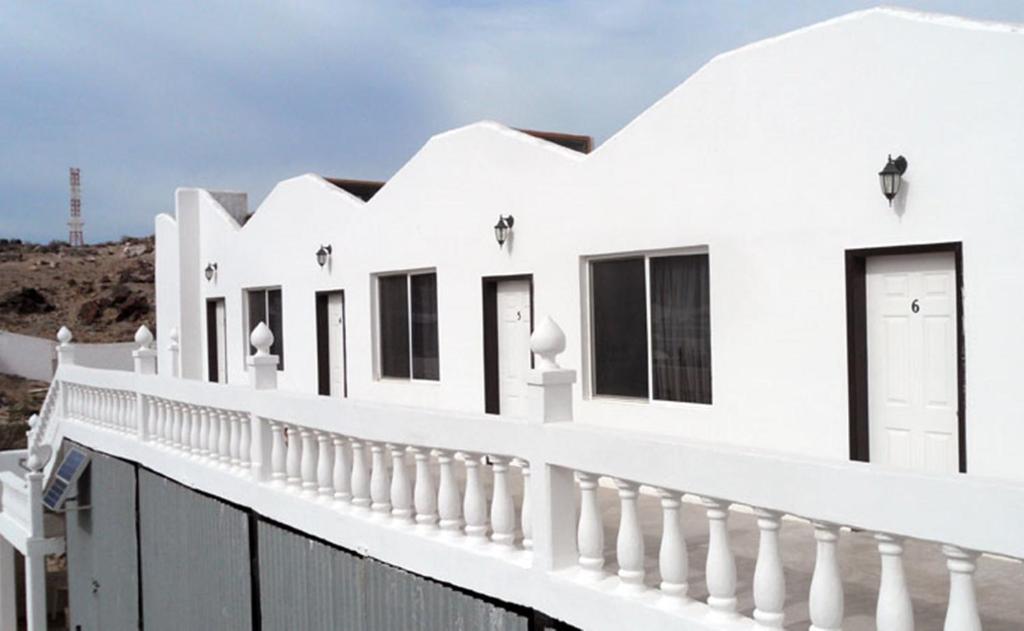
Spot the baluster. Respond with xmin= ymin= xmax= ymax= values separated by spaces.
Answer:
xmin=197 ymin=408 xmax=210 ymax=457
xmin=389 ymin=444 xmax=413 ymax=523
xmin=206 ymin=408 xmax=220 ymax=459
xmin=942 ymin=545 xmax=981 ymax=631
xmin=658 ymin=489 xmax=688 ymax=599
xmin=463 ymin=453 xmax=489 ymax=540
xmin=332 ymin=436 xmax=351 ymax=503
xmin=875 ymin=534 xmax=913 ymax=631
xmin=489 ymin=456 xmax=515 ymax=547
xmin=189 ymin=406 xmax=202 ymax=455
xmin=299 ymin=428 xmax=317 ymax=495
xmin=436 ymin=450 xmax=463 ymax=534
xmin=410 ymin=447 xmax=437 ymax=527
xmin=577 ymin=472 xmax=604 ymax=574
xmin=180 ymin=405 xmax=193 ymax=451
xmin=217 ymin=411 xmax=231 ymax=466
xmin=753 ymin=509 xmax=785 ymax=627
xmin=316 ymin=432 xmax=333 ymax=500
xmin=518 ymin=460 xmax=532 ymax=550
xmin=112 ymin=392 xmax=122 ymax=428
xmin=229 ymin=413 xmax=241 ymax=468
xmin=615 ymin=479 xmax=645 ymax=589
xmin=350 ymin=439 xmax=371 ymax=509
xmin=153 ymin=399 xmax=165 ymax=443
xmin=369 ymin=442 xmax=391 ymax=514
xmin=238 ymin=414 xmax=251 ymax=469
xmin=285 ymin=426 xmax=301 ymax=490
xmin=120 ymin=392 xmax=129 ymax=429
xmin=809 ymin=522 xmax=844 ymax=631
xmin=704 ymin=498 xmax=737 ymax=616
xmin=269 ymin=421 xmax=286 ymax=485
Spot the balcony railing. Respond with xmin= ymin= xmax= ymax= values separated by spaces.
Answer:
xmin=28 ymin=322 xmax=1024 ymax=631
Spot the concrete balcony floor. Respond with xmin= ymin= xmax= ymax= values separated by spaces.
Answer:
xmin=591 ymin=486 xmax=1024 ymax=630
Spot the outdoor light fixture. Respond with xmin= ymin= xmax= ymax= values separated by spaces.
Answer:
xmin=878 ymin=154 xmax=908 ymax=206
xmin=204 ymin=263 xmax=217 ymax=282
xmin=494 ymin=215 xmax=514 ymax=248
xmin=316 ymin=244 xmax=332 ymax=268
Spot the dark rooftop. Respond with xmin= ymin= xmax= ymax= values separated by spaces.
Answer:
xmin=323 ymin=178 xmax=386 ymax=202
xmin=516 ymin=129 xmax=593 ymax=154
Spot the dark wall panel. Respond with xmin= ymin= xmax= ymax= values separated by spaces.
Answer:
xmin=138 ymin=469 xmax=252 ymax=631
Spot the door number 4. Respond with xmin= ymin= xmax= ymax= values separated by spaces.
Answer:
xmin=911 ymin=299 xmax=920 ymax=314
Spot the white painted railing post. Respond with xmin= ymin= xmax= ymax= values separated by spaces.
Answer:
xmin=436 ymin=449 xmax=463 ymax=534
xmin=132 ymin=325 xmax=155 ymax=440
xmin=463 ymin=453 xmax=489 ymax=541
xmin=389 ymin=444 xmax=413 ymax=523
xmin=168 ymin=327 xmax=180 ymax=378
xmin=332 ymin=436 xmax=351 ymax=503
xmin=299 ymin=428 xmax=317 ymax=495
xmin=248 ymin=322 xmax=278 ymax=482
xmin=658 ymin=489 xmax=688 ymax=599
xmin=942 ymin=545 xmax=981 ymax=631
xmin=489 ymin=455 xmax=516 ymax=547
xmin=875 ymin=534 xmax=913 ymax=631
xmin=410 ymin=447 xmax=437 ymax=528
xmin=576 ymin=472 xmax=604 ymax=575
xmin=753 ymin=509 xmax=786 ymax=628
xmin=615 ymin=479 xmax=645 ymax=590
xmin=269 ymin=421 xmax=285 ymax=485
xmin=704 ymin=497 xmax=738 ymax=616
xmin=316 ymin=432 xmax=334 ymax=501
xmin=285 ymin=426 xmax=301 ymax=490
xmin=25 ymin=443 xmax=49 ymax=631
xmin=527 ymin=316 xmax=577 ymax=571
xmin=350 ymin=439 xmax=371 ymax=509
xmin=56 ymin=326 xmax=75 ymax=367
xmin=809 ymin=522 xmax=844 ymax=631
xmin=369 ymin=442 xmax=391 ymax=515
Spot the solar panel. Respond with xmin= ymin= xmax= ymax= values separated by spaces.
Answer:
xmin=43 ymin=447 xmax=91 ymax=512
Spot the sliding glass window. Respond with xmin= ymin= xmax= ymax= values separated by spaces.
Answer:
xmin=378 ymin=271 xmax=439 ymax=380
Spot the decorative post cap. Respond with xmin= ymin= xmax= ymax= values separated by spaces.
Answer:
xmin=168 ymin=327 xmax=179 ymax=350
xmin=134 ymin=325 xmax=154 ymax=349
xmin=57 ymin=326 xmax=73 ymax=345
xmin=26 ymin=442 xmax=52 ymax=472
xmin=530 ymin=316 xmax=566 ymax=370
xmin=250 ymin=321 xmax=274 ymax=357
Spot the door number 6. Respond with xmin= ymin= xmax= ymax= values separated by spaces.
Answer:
xmin=911 ymin=299 xmax=920 ymax=314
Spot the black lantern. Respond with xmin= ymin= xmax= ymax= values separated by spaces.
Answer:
xmin=494 ymin=215 xmax=514 ymax=247
xmin=316 ymin=244 xmax=332 ymax=268
xmin=204 ymin=262 xmax=217 ymax=282
xmin=878 ymin=154 xmax=908 ymax=206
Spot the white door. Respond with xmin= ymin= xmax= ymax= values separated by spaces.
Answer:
xmin=866 ymin=252 xmax=959 ymax=473
xmin=327 ymin=293 xmax=346 ymax=397
xmin=496 ymin=280 xmax=532 ymax=418
xmin=214 ymin=300 xmax=227 ymax=383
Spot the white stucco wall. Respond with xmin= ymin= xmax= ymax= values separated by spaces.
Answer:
xmin=157 ymin=9 xmax=1024 ymax=480
xmin=0 ymin=331 xmax=135 ymax=380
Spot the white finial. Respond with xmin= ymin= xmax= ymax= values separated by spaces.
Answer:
xmin=27 ymin=414 xmax=39 ymax=431
xmin=134 ymin=325 xmax=154 ymax=349
xmin=26 ymin=442 xmax=52 ymax=472
xmin=57 ymin=326 xmax=73 ymax=345
xmin=250 ymin=322 xmax=274 ymax=356
xmin=168 ymin=327 xmax=179 ymax=351
xmin=530 ymin=316 xmax=566 ymax=370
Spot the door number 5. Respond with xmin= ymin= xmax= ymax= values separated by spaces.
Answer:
xmin=911 ymin=299 xmax=920 ymax=314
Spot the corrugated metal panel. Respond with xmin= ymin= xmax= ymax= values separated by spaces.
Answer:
xmin=257 ymin=520 xmax=527 ymax=631
xmin=138 ymin=469 xmax=252 ymax=631
xmin=66 ymin=445 xmax=140 ymax=631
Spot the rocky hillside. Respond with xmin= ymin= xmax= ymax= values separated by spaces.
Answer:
xmin=0 ymin=236 xmax=155 ymax=342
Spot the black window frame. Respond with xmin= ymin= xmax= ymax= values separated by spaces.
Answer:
xmin=588 ymin=251 xmax=711 ymax=405
xmin=376 ymin=270 xmax=440 ymax=381
xmin=245 ymin=287 xmax=284 ymax=370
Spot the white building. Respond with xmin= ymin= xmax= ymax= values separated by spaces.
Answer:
xmin=1 ymin=8 xmax=1022 ymax=631
xmin=160 ymin=7 xmax=1023 ymax=480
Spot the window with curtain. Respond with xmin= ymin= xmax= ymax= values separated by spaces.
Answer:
xmin=590 ymin=253 xmax=711 ymax=404
xmin=246 ymin=288 xmax=284 ymax=369
xmin=378 ymin=271 xmax=439 ymax=380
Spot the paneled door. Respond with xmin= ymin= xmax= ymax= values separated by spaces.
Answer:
xmin=496 ymin=280 xmax=532 ymax=418
xmin=865 ymin=252 xmax=959 ymax=473
xmin=316 ymin=291 xmax=347 ymax=397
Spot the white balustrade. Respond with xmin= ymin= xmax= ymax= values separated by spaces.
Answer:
xmin=197 ymin=408 xmax=210 ymax=457
xmin=704 ymin=498 xmax=737 ymax=616
xmin=350 ymin=439 xmax=371 ymax=509
xmin=658 ymin=489 xmax=688 ymax=599
xmin=269 ymin=421 xmax=286 ymax=485
xmin=207 ymin=408 xmax=220 ymax=459
xmin=875 ymin=533 xmax=913 ymax=631
xmin=576 ymin=472 xmax=604 ymax=574
xmin=229 ymin=413 xmax=241 ymax=468
xmin=463 ymin=453 xmax=489 ymax=540
xmin=217 ymin=411 xmax=231 ymax=465
xmin=300 ymin=428 xmax=317 ymax=495
xmin=411 ymin=447 xmax=438 ymax=527
xmin=332 ymin=436 xmax=351 ymax=503
xmin=285 ymin=426 xmax=301 ymax=490
xmin=316 ymin=432 xmax=334 ymax=501
xmin=389 ymin=444 xmax=413 ymax=523
xmin=189 ymin=407 xmax=202 ymax=455
xmin=943 ymin=545 xmax=981 ymax=631
xmin=369 ymin=442 xmax=391 ymax=515
xmin=489 ymin=456 xmax=515 ymax=547
xmin=237 ymin=414 xmax=251 ymax=469
xmin=436 ymin=450 xmax=463 ymax=534
xmin=809 ymin=522 xmax=844 ymax=631
xmin=753 ymin=509 xmax=785 ymax=627
xmin=615 ymin=479 xmax=645 ymax=589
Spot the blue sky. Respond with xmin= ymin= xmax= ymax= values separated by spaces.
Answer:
xmin=2 ymin=1 xmax=1022 ymax=243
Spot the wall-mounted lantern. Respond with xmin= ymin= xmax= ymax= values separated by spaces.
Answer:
xmin=316 ymin=244 xmax=333 ymax=268
xmin=494 ymin=215 xmax=514 ymax=248
xmin=204 ymin=263 xmax=218 ymax=282
xmin=878 ymin=154 xmax=908 ymax=206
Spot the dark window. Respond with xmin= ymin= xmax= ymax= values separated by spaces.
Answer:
xmin=591 ymin=258 xmax=648 ymax=398
xmin=411 ymin=273 xmax=439 ymax=380
xmin=379 ymin=275 xmax=410 ymax=378
xmin=650 ymin=254 xmax=711 ymax=403
xmin=247 ymin=288 xmax=284 ymax=369
xmin=590 ymin=253 xmax=711 ymax=404
xmin=379 ymin=272 xmax=439 ymax=380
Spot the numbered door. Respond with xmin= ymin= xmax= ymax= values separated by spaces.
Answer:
xmin=206 ymin=299 xmax=227 ymax=383
xmin=865 ymin=252 xmax=959 ymax=472
xmin=316 ymin=291 xmax=347 ymax=397
xmin=496 ymin=280 xmax=532 ymax=417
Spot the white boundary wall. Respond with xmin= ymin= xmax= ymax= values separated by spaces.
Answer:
xmin=0 ymin=331 xmax=136 ymax=380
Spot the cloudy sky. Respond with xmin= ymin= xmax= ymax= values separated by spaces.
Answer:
xmin=2 ymin=1 xmax=1022 ymax=243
